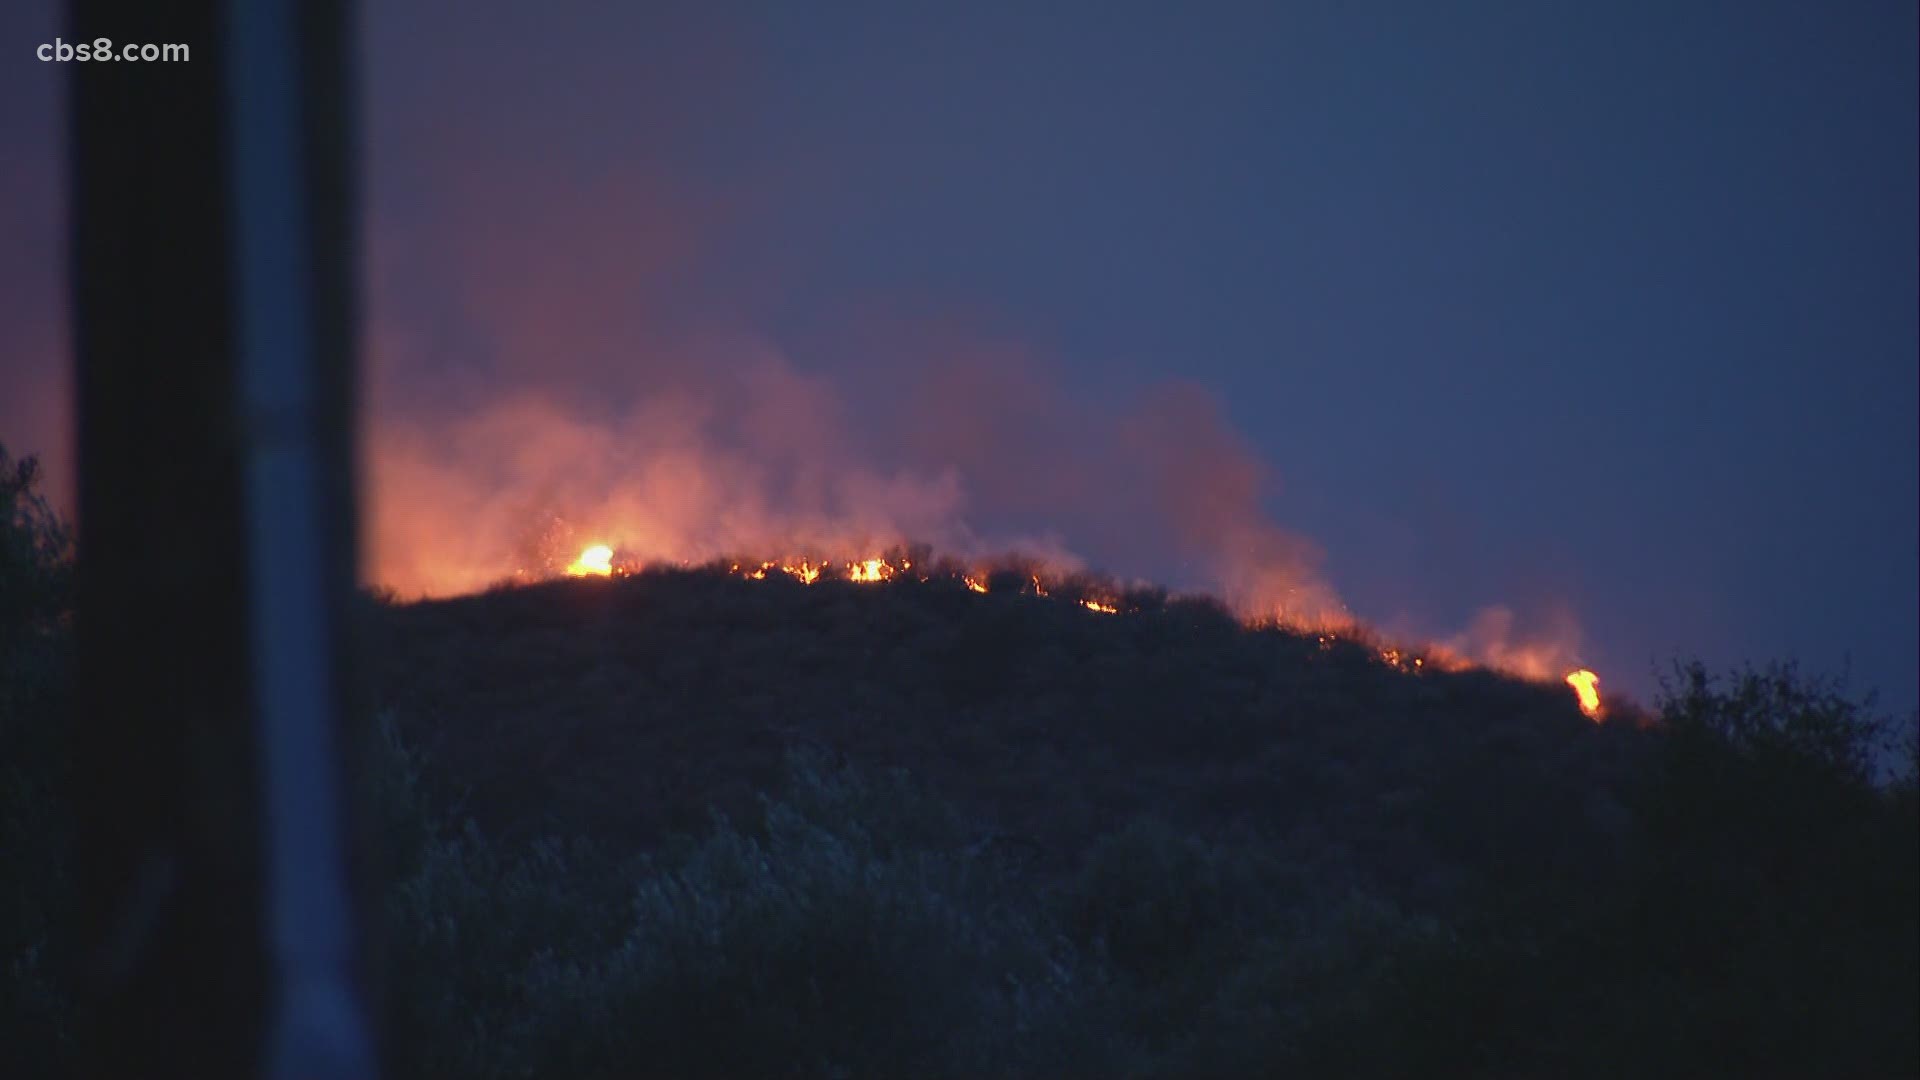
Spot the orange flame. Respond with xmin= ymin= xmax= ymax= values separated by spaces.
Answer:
xmin=849 ymin=558 xmax=895 ymax=583
xmin=1565 ymin=669 xmax=1603 ymax=720
xmin=565 ymin=543 xmax=614 ymax=577
xmin=547 ymin=540 xmax=1611 ymax=717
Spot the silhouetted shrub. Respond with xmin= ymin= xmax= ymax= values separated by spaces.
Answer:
xmin=379 ymin=742 xmax=1120 ymax=1079
xmin=0 ymin=444 xmax=76 ymax=1075
xmin=1613 ymin=661 xmax=1919 ymax=1078
xmin=1064 ymin=817 xmax=1228 ymax=982
xmin=0 ymin=446 xmax=70 ymax=647
xmin=1345 ymin=661 xmax=1920 ymax=1080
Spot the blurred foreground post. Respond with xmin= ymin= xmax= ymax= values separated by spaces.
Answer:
xmin=68 ymin=0 xmax=373 ymax=1077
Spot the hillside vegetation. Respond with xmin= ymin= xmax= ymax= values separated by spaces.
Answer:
xmin=4 ymin=443 xmax=1917 ymax=1078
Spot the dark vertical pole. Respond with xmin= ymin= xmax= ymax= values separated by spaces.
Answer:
xmin=67 ymin=1 xmax=371 ymax=1077
xmin=68 ymin=3 xmax=260 ymax=1077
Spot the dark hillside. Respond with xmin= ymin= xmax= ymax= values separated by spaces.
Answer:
xmin=348 ymin=572 xmax=1916 ymax=1078
xmin=371 ymin=568 xmax=1646 ymax=908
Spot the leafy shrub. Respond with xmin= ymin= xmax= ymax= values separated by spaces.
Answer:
xmin=380 ymin=743 xmax=1119 ymax=1080
xmin=378 ymin=713 xmax=638 ymax=1080
xmin=0 ymin=444 xmax=75 ymax=1075
xmin=1615 ymin=661 xmax=1919 ymax=1078
xmin=1342 ymin=661 xmax=1920 ymax=1080
xmin=0 ymin=445 xmax=71 ymax=647
xmin=1062 ymin=816 xmax=1229 ymax=983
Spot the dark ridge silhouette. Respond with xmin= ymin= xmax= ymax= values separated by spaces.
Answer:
xmin=370 ymin=564 xmax=1638 ymax=893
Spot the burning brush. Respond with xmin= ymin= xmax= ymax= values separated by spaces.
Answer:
xmin=553 ymin=542 xmax=1608 ymax=721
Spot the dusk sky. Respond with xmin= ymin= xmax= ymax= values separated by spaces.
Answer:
xmin=3 ymin=1 xmax=1915 ymax=711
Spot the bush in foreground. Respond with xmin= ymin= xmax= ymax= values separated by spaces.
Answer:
xmin=0 ymin=445 xmax=75 ymax=1075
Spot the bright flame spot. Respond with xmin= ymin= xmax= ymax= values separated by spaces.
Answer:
xmin=1082 ymin=599 xmax=1119 ymax=614
xmin=784 ymin=561 xmax=822 ymax=585
xmin=1029 ymin=576 xmax=1048 ymax=597
xmin=1376 ymin=648 xmax=1434 ymax=673
xmin=964 ymin=576 xmax=988 ymax=594
xmin=849 ymin=558 xmax=894 ymax=583
xmin=565 ymin=544 xmax=614 ymax=578
xmin=1565 ymin=669 xmax=1603 ymax=720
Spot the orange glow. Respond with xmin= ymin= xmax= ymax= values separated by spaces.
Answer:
xmin=963 ymin=575 xmax=988 ymax=594
xmin=1565 ymin=669 xmax=1603 ymax=720
xmin=565 ymin=544 xmax=614 ymax=577
xmin=849 ymin=558 xmax=895 ymax=583
xmin=1082 ymin=599 xmax=1119 ymax=614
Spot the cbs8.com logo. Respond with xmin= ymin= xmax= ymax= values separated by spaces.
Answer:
xmin=38 ymin=38 xmax=191 ymax=63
